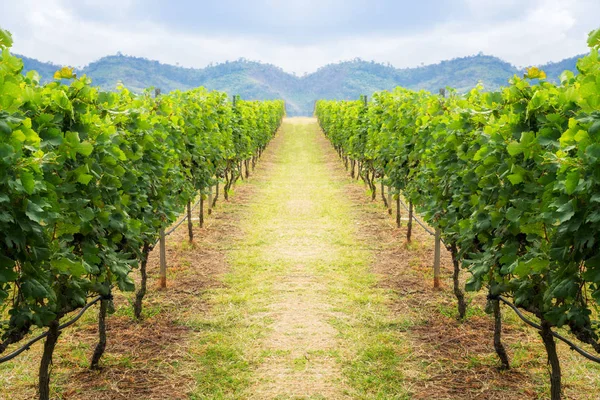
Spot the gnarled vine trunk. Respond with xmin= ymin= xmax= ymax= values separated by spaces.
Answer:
xmin=39 ymin=319 xmax=60 ymax=400
xmin=381 ymin=181 xmax=389 ymax=208
xmin=492 ymin=298 xmax=510 ymax=370
xmin=449 ymin=243 xmax=466 ymax=319
xmin=90 ymin=298 xmax=108 ymax=369
xmin=213 ymin=181 xmax=219 ymax=208
xmin=133 ymin=242 xmax=151 ymax=319
xmin=540 ymin=318 xmax=562 ymax=400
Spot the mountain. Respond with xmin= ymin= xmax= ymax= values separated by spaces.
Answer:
xmin=17 ymin=52 xmax=584 ymax=116
xmin=19 ymin=55 xmax=63 ymax=80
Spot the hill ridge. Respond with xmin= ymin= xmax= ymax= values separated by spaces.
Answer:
xmin=17 ymin=52 xmax=583 ymax=116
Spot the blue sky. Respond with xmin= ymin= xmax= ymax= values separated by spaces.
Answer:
xmin=2 ymin=0 xmax=599 ymax=74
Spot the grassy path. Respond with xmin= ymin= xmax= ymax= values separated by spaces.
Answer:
xmin=193 ymin=117 xmax=405 ymax=399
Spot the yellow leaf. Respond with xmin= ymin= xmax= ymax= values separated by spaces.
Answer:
xmin=53 ymin=66 xmax=76 ymax=80
xmin=524 ymin=67 xmax=547 ymax=80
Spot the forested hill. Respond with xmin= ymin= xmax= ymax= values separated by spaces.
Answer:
xmin=18 ymin=53 xmax=581 ymax=116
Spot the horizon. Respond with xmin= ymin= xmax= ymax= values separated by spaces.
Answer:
xmin=2 ymin=0 xmax=598 ymax=75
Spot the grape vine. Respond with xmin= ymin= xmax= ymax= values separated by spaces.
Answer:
xmin=0 ymin=28 xmax=284 ymax=399
xmin=316 ymin=28 xmax=600 ymax=400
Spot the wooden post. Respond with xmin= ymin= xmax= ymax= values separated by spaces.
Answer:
xmin=199 ymin=196 xmax=204 ymax=228
xmin=434 ymin=228 xmax=441 ymax=288
xmin=407 ymin=201 xmax=413 ymax=242
xmin=159 ymin=228 xmax=167 ymax=289
xmin=396 ymin=194 xmax=401 ymax=228
xmin=208 ymin=186 xmax=213 ymax=215
xmin=187 ymin=201 xmax=193 ymax=242
xmin=387 ymin=186 xmax=392 ymax=215
xmin=213 ymin=181 xmax=219 ymax=208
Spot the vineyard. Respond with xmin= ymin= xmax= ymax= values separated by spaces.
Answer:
xmin=1 ymin=24 xmax=600 ymax=400
xmin=316 ymin=29 xmax=600 ymax=400
xmin=0 ymin=29 xmax=284 ymax=399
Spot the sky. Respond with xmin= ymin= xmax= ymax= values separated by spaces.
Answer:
xmin=1 ymin=0 xmax=599 ymax=74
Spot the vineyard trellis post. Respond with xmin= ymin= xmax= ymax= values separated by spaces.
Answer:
xmin=187 ymin=201 xmax=193 ymax=242
xmin=159 ymin=228 xmax=167 ymax=288
xmin=407 ymin=201 xmax=413 ymax=242
xmin=433 ymin=228 xmax=441 ymax=288
xmin=432 ymin=88 xmax=445 ymax=289
xmin=208 ymin=186 xmax=213 ymax=215
xmin=199 ymin=195 xmax=204 ymax=228
xmin=396 ymin=193 xmax=401 ymax=228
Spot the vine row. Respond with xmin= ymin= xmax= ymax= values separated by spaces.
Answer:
xmin=316 ymin=29 xmax=600 ymax=400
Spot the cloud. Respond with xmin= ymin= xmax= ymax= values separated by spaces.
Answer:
xmin=1 ymin=0 xmax=598 ymax=74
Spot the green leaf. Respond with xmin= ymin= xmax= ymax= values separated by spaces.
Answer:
xmin=590 ymin=120 xmax=600 ymax=136
xmin=559 ymin=70 xmax=575 ymax=85
xmin=565 ymin=171 xmax=579 ymax=194
xmin=507 ymin=142 xmax=524 ymax=156
xmin=513 ymin=258 xmax=549 ymax=277
xmin=588 ymin=28 xmax=600 ymax=48
xmin=65 ymin=131 xmax=80 ymax=146
xmin=506 ymin=207 xmax=520 ymax=222
xmin=22 ymin=279 xmax=49 ymax=299
xmin=0 ymin=120 xmax=11 ymax=135
xmin=79 ymin=208 xmax=95 ymax=222
xmin=556 ymin=200 xmax=575 ymax=223
xmin=0 ymin=255 xmax=16 ymax=283
xmin=585 ymin=143 xmax=600 ymax=161
xmin=507 ymin=173 xmax=523 ymax=185
xmin=25 ymin=201 xmax=45 ymax=223
xmin=0 ymin=28 xmax=13 ymax=48
xmin=11 ymin=130 xmax=26 ymax=142
xmin=50 ymin=258 xmax=87 ymax=276
xmin=473 ymin=146 xmax=488 ymax=161
xmin=76 ymin=141 xmax=93 ymax=156
xmin=77 ymin=173 xmax=94 ymax=185
xmin=20 ymin=172 xmax=35 ymax=195
xmin=574 ymin=130 xmax=589 ymax=142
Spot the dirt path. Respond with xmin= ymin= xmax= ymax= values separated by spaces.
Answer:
xmin=236 ymin=117 xmax=351 ymax=398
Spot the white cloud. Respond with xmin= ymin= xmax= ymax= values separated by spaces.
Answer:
xmin=1 ymin=0 xmax=597 ymax=74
